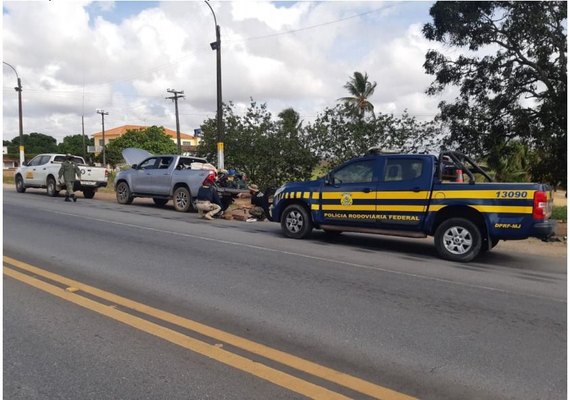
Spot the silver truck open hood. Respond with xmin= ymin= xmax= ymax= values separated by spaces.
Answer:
xmin=122 ymin=148 xmax=153 ymax=166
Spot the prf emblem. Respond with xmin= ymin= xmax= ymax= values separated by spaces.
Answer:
xmin=341 ymin=192 xmax=353 ymax=206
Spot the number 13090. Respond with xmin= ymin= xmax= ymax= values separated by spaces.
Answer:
xmin=495 ymin=191 xmax=529 ymax=199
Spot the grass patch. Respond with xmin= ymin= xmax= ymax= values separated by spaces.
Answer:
xmin=552 ymin=206 xmax=567 ymax=221
xmin=4 ymin=175 xmax=14 ymax=185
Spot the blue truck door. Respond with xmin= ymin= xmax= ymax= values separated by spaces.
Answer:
xmin=375 ymin=156 xmax=432 ymax=230
xmin=319 ymin=158 xmax=379 ymax=227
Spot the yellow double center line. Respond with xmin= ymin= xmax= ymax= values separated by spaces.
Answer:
xmin=4 ymin=256 xmax=416 ymax=400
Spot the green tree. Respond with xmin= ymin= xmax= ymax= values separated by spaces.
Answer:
xmin=423 ymin=1 xmax=567 ymax=185
xmin=104 ymin=126 xmax=177 ymax=167
xmin=337 ymin=71 xmax=378 ymax=116
xmin=4 ymin=132 xmax=58 ymax=158
xmin=305 ymin=105 xmax=439 ymax=168
xmin=58 ymin=134 xmax=93 ymax=158
xmin=197 ymin=101 xmax=318 ymax=189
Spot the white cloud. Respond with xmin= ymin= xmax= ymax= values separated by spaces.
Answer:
xmin=3 ymin=1 xmax=453 ymax=145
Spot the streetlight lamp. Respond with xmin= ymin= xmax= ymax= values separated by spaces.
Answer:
xmin=204 ymin=0 xmax=224 ymax=170
xmin=3 ymin=62 xmax=24 ymax=166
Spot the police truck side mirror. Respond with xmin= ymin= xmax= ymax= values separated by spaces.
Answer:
xmin=131 ymin=164 xmax=138 ymax=169
xmin=325 ymin=173 xmax=333 ymax=185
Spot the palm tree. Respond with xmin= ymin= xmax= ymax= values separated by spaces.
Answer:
xmin=338 ymin=72 xmax=377 ymax=116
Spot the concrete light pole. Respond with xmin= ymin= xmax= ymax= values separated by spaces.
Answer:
xmin=205 ymin=0 xmax=224 ymax=170
xmin=97 ymin=110 xmax=109 ymax=166
xmin=3 ymin=62 xmax=24 ymax=166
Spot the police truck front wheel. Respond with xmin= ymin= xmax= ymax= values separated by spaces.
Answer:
xmin=434 ymin=218 xmax=482 ymax=262
xmin=281 ymin=204 xmax=313 ymax=239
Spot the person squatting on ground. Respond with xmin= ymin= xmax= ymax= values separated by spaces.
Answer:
xmin=196 ymin=174 xmax=223 ymax=220
xmin=247 ymin=184 xmax=266 ymax=221
xmin=58 ymin=154 xmax=81 ymax=202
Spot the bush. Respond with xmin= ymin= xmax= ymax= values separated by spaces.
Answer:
xmin=552 ymin=206 xmax=567 ymax=221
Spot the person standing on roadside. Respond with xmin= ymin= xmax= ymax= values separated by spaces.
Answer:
xmin=58 ymin=154 xmax=81 ymax=202
xmin=196 ymin=173 xmax=223 ymax=220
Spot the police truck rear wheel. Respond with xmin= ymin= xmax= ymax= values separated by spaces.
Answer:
xmin=435 ymin=218 xmax=482 ymax=262
xmin=173 ymin=187 xmax=191 ymax=212
xmin=281 ymin=204 xmax=313 ymax=239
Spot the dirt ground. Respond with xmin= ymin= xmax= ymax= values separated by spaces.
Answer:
xmin=48 ymin=186 xmax=566 ymax=259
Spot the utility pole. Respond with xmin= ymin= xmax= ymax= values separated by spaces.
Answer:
xmin=166 ymin=88 xmax=185 ymax=154
xmin=96 ymin=110 xmax=109 ymax=166
xmin=3 ymin=62 xmax=24 ymax=166
xmin=205 ymin=0 xmax=224 ymax=170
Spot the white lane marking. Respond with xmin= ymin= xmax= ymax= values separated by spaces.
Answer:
xmin=14 ymin=205 xmax=568 ymax=304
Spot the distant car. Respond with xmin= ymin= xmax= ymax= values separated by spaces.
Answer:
xmin=14 ymin=153 xmax=108 ymax=199
xmin=114 ymin=148 xmax=216 ymax=212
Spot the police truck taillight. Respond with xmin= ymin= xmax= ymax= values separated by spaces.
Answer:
xmin=533 ymin=191 xmax=551 ymax=220
xmin=105 ymin=169 xmax=109 ymax=178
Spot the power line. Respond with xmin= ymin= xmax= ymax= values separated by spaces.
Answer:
xmin=227 ymin=6 xmax=387 ymax=44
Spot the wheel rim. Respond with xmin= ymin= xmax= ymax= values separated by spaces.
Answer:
xmin=117 ymin=184 xmax=129 ymax=202
xmin=442 ymin=226 xmax=473 ymax=255
xmin=48 ymin=180 xmax=54 ymax=195
xmin=285 ymin=210 xmax=304 ymax=233
xmin=175 ymin=191 xmax=188 ymax=209
xmin=16 ymin=178 xmax=23 ymax=190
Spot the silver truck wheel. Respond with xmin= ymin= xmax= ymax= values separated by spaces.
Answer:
xmin=116 ymin=182 xmax=133 ymax=204
xmin=435 ymin=218 xmax=482 ymax=262
xmin=15 ymin=175 xmax=26 ymax=193
xmin=173 ymin=187 xmax=191 ymax=212
xmin=47 ymin=177 xmax=59 ymax=197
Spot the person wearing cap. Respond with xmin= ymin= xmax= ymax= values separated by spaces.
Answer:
xmin=246 ymin=184 xmax=266 ymax=221
xmin=58 ymin=154 xmax=81 ymax=202
xmin=196 ymin=174 xmax=223 ymax=220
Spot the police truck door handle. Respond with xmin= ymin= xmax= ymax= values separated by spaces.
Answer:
xmin=362 ymin=188 xmax=371 ymax=193
xmin=412 ymin=187 xmax=421 ymax=192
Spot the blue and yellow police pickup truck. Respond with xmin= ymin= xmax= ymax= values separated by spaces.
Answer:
xmin=267 ymin=150 xmax=555 ymax=262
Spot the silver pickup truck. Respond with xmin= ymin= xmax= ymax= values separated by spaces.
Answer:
xmin=114 ymin=148 xmax=217 ymax=212
xmin=14 ymin=153 xmax=108 ymax=199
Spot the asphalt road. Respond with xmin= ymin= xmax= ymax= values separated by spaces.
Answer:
xmin=3 ymin=188 xmax=567 ymax=400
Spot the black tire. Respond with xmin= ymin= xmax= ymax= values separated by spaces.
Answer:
xmin=434 ymin=218 xmax=482 ymax=262
xmin=116 ymin=181 xmax=133 ymax=204
xmin=280 ymin=204 xmax=313 ymax=239
xmin=153 ymin=198 xmax=168 ymax=207
xmin=173 ymin=187 xmax=192 ymax=212
xmin=83 ymin=188 xmax=96 ymax=199
xmin=15 ymin=175 xmax=26 ymax=193
xmin=46 ymin=177 xmax=59 ymax=197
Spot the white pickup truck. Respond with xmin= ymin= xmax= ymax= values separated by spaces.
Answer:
xmin=14 ymin=153 xmax=108 ymax=199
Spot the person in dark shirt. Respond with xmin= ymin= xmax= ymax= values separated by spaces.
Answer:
xmin=196 ymin=174 xmax=222 ymax=220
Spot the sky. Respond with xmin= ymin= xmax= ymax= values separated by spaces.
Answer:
xmin=2 ymin=0 xmax=456 ymax=144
